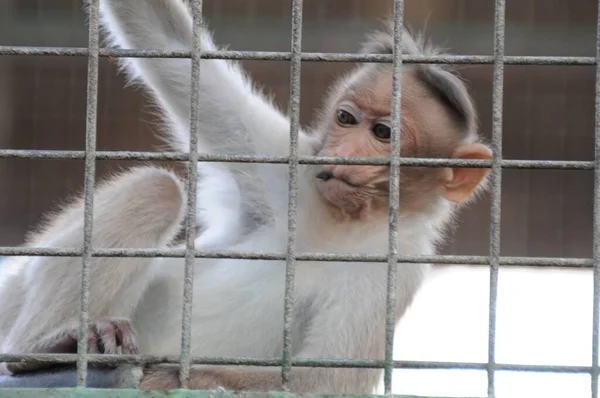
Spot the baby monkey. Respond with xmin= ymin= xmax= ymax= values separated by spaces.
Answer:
xmin=0 ymin=0 xmax=491 ymax=394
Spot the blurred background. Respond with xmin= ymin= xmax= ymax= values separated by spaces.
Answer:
xmin=0 ymin=0 xmax=596 ymax=258
xmin=0 ymin=1 xmax=597 ymax=397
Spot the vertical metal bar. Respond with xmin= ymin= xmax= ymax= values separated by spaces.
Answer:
xmin=591 ymin=1 xmax=600 ymax=396
xmin=384 ymin=0 xmax=404 ymax=394
xmin=487 ymin=0 xmax=506 ymax=396
xmin=282 ymin=0 xmax=303 ymax=390
xmin=77 ymin=0 xmax=100 ymax=387
xmin=178 ymin=0 xmax=202 ymax=388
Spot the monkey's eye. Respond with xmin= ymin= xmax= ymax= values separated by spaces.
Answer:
xmin=372 ymin=123 xmax=391 ymax=141
xmin=336 ymin=109 xmax=358 ymax=126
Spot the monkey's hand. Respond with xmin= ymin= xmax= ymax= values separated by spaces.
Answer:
xmin=5 ymin=317 xmax=138 ymax=375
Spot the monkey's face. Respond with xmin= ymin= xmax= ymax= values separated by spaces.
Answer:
xmin=314 ymin=68 xmax=493 ymax=218
xmin=314 ymin=94 xmax=397 ymax=218
xmin=313 ymin=67 xmax=426 ymax=218
xmin=314 ymin=69 xmax=429 ymax=218
xmin=314 ymin=100 xmax=428 ymax=218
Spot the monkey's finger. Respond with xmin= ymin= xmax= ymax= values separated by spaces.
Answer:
xmin=120 ymin=332 xmax=139 ymax=355
xmin=64 ymin=325 xmax=102 ymax=355
xmin=87 ymin=330 xmax=102 ymax=354
xmin=94 ymin=321 xmax=119 ymax=354
xmin=111 ymin=320 xmax=139 ymax=355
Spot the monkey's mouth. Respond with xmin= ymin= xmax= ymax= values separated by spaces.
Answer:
xmin=316 ymin=170 xmax=360 ymax=188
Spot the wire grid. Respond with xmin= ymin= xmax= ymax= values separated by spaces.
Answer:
xmin=0 ymin=0 xmax=598 ymax=397
xmin=281 ymin=0 xmax=303 ymax=390
xmin=486 ymin=0 xmax=505 ymax=395
xmin=74 ymin=0 xmax=100 ymax=387
xmin=177 ymin=0 xmax=203 ymax=389
xmin=383 ymin=0 xmax=404 ymax=393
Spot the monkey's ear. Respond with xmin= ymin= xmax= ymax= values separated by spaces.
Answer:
xmin=440 ymin=143 xmax=493 ymax=203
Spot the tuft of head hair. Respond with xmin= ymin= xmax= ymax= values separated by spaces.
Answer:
xmin=361 ymin=21 xmax=478 ymax=143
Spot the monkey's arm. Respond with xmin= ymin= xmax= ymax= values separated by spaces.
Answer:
xmin=96 ymin=0 xmax=318 ymax=158
xmin=0 ymin=167 xmax=185 ymax=371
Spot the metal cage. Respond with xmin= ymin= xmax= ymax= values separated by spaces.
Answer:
xmin=0 ymin=0 xmax=598 ymax=397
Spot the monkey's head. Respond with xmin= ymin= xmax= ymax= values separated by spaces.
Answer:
xmin=312 ymin=25 xmax=492 ymax=220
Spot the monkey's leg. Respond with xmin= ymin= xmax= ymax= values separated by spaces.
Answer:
xmin=0 ymin=166 xmax=185 ymax=375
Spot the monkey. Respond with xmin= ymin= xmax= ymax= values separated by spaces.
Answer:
xmin=0 ymin=0 xmax=492 ymax=394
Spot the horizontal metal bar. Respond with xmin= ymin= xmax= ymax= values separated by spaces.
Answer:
xmin=0 ymin=246 xmax=592 ymax=268
xmin=0 ymin=149 xmax=594 ymax=170
xmin=0 ymin=46 xmax=596 ymax=66
xmin=0 ymin=353 xmax=591 ymax=374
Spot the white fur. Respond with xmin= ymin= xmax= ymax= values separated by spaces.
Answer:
xmin=0 ymin=1 xmax=459 ymax=393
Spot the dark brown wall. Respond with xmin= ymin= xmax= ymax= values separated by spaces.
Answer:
xmin=0 ymin=0 xmax=596 ymax=259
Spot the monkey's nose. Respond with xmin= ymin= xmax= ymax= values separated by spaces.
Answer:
xmin=316 ymin=170 xmax=334 ymax=181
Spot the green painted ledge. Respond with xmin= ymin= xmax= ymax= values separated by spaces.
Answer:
xmin=0 ymin=389 xmax=478 ymax=398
